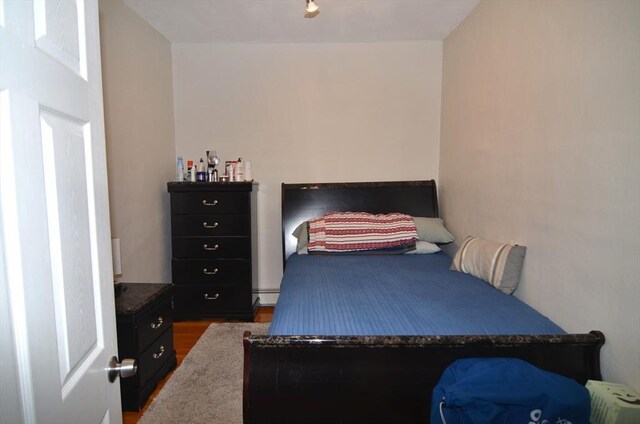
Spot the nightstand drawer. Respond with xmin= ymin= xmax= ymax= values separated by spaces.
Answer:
xmin=138 ymin=329 xmax=175 ymax=389
xmin=173 ymin=285 xmax=251 ymax=312
xmin=172 ymin=237 xmax=250 ymax=258
xmin=172 ymin=259 xmax=251 ymax=284
xmin=172 ymin=214 xmax=249 ymax=236
xmin=137 ymin=300 xmax=173 ymax=350
xmin=171 ymin=192 xmax=249 ymax=215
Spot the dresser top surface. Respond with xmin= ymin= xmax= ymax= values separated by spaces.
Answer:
xmin=115 ymin=283 xmax=173 ymax=316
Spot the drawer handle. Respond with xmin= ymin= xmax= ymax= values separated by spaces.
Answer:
xmin=150 ymin=316 xmax=164 ymax=329
xmin=202 ymin=199 xmax=218 ymax=206
xmin=203 ymin=243 xmax=219 ymax=251
xmin=203 ymin=268 xmax=219 ymax=275
xmin=202 ymin=221 xmax=219 ymax=229
xmin=204 ymin=293 xmax=220 ymax=301
xmin=152 ymin=345 xmax=165 ymax=359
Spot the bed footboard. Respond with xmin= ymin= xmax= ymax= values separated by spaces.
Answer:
xmin=243 ymin=331 xmax=604 ymax=423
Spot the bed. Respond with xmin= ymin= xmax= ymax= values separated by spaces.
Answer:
xmin=243 ymin=180 xmax=604 ymax=423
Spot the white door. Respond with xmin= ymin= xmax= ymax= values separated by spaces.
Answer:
xmin=0 ymin=0 xmax=122 ymax=423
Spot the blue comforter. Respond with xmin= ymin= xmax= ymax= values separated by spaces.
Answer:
xmin=268 ymin=252 xmax=564 ymax=336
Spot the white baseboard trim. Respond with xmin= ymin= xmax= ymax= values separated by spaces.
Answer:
xmin=253 ymin=289 xmax=279 ymax=306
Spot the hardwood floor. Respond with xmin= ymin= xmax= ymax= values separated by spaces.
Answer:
xmin=122 ymin=306 xmax=274 ymax=424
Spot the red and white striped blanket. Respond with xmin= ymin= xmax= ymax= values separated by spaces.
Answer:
xmin=307 ymin=212 xmax=418 ymax=252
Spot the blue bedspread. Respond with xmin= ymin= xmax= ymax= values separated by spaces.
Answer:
xmin=268 ymin=252 xmax=564 ymax=336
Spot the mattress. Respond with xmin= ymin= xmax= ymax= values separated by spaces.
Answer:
xmin=268 ymin=252 xmax=564 ymax=336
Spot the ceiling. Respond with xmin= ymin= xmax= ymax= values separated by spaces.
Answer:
xmin=121 ymin=0 xmax=480 ymax=43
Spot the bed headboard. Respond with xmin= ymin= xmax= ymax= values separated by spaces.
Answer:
xmin=281 ymin=180 xmax=439 ymax=267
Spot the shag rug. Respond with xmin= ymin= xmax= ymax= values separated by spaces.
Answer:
xmin=139 ymin=322 xmax=269 ymax=424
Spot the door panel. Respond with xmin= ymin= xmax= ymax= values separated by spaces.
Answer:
xmin=0 ymin=0 xmax=121 ymax=422
xmin=40 ymin=109 xmax=100 ymax=388
xmin=34 ymin=0 xmax=86 ymax=78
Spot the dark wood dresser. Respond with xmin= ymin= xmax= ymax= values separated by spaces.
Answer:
xmin=167 ymin=182 xmax=259 ymax=321
xmin=115 ymin=283 xmax=177 ymax=411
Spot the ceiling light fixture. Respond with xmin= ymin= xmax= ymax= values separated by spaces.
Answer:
xmin=305 ymin=0 xmax=319 ymax=18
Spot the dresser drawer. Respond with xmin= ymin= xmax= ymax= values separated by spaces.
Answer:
xmin=173 ymin=284 xmax=251 ymax=313
xmin=138 ymin=329 xmax=175 ymax=389
xmin=172 ymin=214 xmax=249 ymax=236
xmin=137 ymin=300 xmax=173 ymax=350
xmin=172 ymin=237 xmax=250 ymax=258
xmin=172 ymin=259 xmax=251 ymax=284
xmin=171 ymin=192 xmax=249 ymax=215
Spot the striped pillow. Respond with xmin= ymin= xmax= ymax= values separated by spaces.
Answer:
xmin=307 ymin=212 xmax=418 ymax=253
xmin=451 ymin=236 xmax=526 ymax=295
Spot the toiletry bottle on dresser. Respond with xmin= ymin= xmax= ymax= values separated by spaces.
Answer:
xmin=236 ymin=158 xmax=244 ymax=181
xmin=188 ymin=160 xmax=195 ymax=182
xmin=197 ymin=158 xmax=206 ymax=182
xmin=225 ymin=162 xmax=234 ymax=181
xmin=176 ymin=156 xmax=184 ymax=181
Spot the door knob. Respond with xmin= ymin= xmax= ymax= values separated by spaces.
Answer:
xmin=107 ymin=356 xmax=137 ymax=383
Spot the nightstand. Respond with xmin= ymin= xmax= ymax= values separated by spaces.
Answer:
xmin=115 ymin=283 xmax=177 ymax=411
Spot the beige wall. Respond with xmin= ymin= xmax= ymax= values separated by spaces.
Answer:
xmin=440 ymin=0 xmax=640 ymax=389
xmin=172 ymin=42 xmax=443 ymax=301
xmin=99 ymin=0 xmax=175 ymax=283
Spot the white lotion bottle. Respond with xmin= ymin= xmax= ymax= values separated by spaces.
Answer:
xmin=236 ymin=158 xmax=244 ymax=182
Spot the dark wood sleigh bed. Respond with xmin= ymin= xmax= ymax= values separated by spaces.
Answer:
xmin=243 ymin=180 xmax=604 ymax=423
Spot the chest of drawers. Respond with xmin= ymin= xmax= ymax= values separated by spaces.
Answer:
xmin=115 ymin=283 xmax=176 ymax=411
xmin=167 ymin=182 xmax=259 ymax=321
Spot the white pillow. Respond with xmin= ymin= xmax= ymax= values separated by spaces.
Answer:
xmin=404 ymin=241 xmax=441 ymax=254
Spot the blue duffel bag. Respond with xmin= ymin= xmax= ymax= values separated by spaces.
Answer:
xmin=431 ymin=358 xmax=590 ymax=424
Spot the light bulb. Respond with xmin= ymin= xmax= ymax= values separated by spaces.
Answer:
xmin=305 ymin=0 xmax=319 ymax=14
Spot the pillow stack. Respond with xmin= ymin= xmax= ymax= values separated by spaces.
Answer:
xmin=307 ymin=212 xmax=418 ymax=253
xmin=293 ymin=215 xmax=455 ymax=255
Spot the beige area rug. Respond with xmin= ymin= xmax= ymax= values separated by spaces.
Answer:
xmin=139 ymin=322 xmax=269 ymax=424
